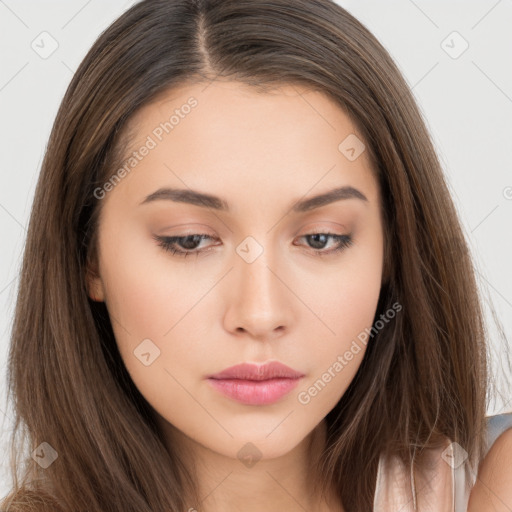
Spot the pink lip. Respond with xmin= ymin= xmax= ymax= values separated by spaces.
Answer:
xmin=207 ymin=362 xmax=304 ymax=405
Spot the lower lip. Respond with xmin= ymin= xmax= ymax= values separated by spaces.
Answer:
xmin=207 ymin=377 xmax=302 ymax=405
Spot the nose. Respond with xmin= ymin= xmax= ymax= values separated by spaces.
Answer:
xmin=222 ymin=242 xmax=296 ymax=342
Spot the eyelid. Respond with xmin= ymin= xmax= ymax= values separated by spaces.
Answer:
xmin=295 ymin=221 xmax=349 ymax=235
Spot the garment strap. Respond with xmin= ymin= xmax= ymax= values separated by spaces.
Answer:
xmin=484 ymin=411 xmax=512 ymax=456
xmin=373 ymin=412 xmax=512 ymax=511
xmin=373 ymin=439 xmax=456 ymax=511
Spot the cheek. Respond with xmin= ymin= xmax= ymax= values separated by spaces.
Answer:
xmin=294 ymin=241 xmax=383 ymax=409
xmin=308 ymin=238 xmax=382 ymax=345
xmin=97 ymin=220 xmax=218 ymax=384
xmin=99 ymin=219 xmax=207 ymax=335
xmin=97 ymin=225 xmax=216 ymax=435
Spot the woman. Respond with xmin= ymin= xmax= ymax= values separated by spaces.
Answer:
xmin=2 ymin=0 xmax=511 ymax=510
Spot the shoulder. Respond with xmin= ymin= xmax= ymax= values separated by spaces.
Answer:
xmin=468 ymin=412 xmax=512 ymax=512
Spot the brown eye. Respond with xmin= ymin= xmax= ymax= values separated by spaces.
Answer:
xmin=153 ymin=234 xmax=217 ymax=257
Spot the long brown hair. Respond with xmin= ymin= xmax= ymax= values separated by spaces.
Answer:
xmin=1 ymin=0 xmax=492 ymax=510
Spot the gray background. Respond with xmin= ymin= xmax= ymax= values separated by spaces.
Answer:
xmin=1 ymin=0 xmax=511 ymax=495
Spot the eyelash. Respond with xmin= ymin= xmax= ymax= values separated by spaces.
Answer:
xmin=152 ymin=232 xmax=353 ymax=258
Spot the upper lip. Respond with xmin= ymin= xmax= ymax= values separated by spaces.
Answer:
xmin=207 ymin=361 xmax=304 ymax=381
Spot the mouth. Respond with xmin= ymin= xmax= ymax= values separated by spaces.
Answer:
xmin=207 ymin=377 xmax=303 ymax=405
xmin=206 ymin=361 xmax=304 ymax=406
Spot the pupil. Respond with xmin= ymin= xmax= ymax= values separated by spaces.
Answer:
xmin=309 ymin=234 xmax=327 ymax=249
xmin=181 ymin=235 xmax=201 ymax=249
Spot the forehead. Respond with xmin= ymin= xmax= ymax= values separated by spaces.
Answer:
xmin=111 ymin=80 xmax=379 ymax=209
xmin=125 ymin=80 xmax=360 ymax=144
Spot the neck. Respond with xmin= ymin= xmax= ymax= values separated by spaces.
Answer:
xmin=156 ymin=416 xmax=343 ymax=512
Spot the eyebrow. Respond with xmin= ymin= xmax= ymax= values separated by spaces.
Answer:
xmin=139 ymin=185 xmax=368 ymax=212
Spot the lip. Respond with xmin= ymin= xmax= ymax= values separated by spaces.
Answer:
xmin=207 ymin=361 xmax=305 ymax=405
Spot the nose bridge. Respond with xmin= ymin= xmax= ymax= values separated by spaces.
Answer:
xmin=224 ymin=233 xmax=293 ymax=336
xmin=235 ymin=233 xmax=280 ymax=305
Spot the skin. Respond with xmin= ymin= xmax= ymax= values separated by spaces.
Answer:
xmin=86 ymin=80 xmax=385 ymax=512
xmin=468 ymin=428 xmax=512 ymax=511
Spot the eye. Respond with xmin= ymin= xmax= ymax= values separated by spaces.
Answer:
xmin=152 ymin=234 xmax=217 ymax=258
xmin=153 ymin=231 xmax=353 ymax=258
xmin=295 ymin=232 xmax=353 ymax=256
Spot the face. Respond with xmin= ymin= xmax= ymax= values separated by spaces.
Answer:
xmin=87 ymin=80 xmax=384 ymax=463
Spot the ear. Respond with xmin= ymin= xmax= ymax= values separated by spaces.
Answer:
xmin=85 ymin=253 xmax=105 ymax=302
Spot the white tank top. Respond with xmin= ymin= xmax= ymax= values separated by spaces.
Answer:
xmin=372 ymin=412 xmax=512 ymax=511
